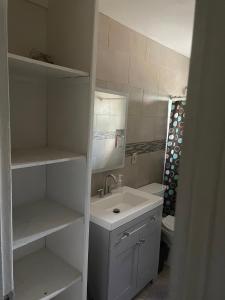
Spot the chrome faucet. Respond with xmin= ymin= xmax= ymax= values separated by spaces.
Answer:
xmin=104 ymin=174 xmax=118 ymax=195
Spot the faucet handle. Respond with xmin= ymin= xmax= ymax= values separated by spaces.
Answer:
xmin=97 ymin=188 xmax=104 ymax=198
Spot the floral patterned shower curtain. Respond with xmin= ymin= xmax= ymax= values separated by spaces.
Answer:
xmin=163 ymin=101 xmax=186 ymax=216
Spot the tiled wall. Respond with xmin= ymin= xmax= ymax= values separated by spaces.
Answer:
xmin=91 ymin=13 xmax=190 ymax=195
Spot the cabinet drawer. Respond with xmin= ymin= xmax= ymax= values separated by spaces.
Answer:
xmin=143 ymin=208 xmax=162 ymax=235
xmin=110 ymin=206 xmax=162 ymax=253
xmin=111 ymin=220 xmax=145 ymax=254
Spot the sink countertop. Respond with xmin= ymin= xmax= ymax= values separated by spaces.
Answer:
xmin=90 ymin=186 xmax=163 ymax=230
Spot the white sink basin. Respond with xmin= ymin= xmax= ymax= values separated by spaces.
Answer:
xmin=91 ymin=186 xmax=163 ymax=230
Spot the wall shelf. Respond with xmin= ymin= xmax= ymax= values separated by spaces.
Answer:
xmin=8 ymin=53 xmax=89 ymax=79
xmin=0 ymin=0 xmax=96 ymax=298
xmin=14 ymin=248 xmax=81 ymax=300
xmin=11 ymin=148 xmax=85 ymax=169
xmin=13 ymin=200 xmax=83 ymax=249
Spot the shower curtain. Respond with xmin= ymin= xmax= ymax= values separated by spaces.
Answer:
xmin=163 ymin=101 xmax=186 ymax=215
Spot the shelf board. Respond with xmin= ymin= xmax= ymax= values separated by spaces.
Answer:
xmin=14 ymin=248 xmax=81 ymax=300
xmin=8 ymin=53 xmax=89 ymax=79
xmin=13 ymin=200 xmax=83 ymax=249
xmin=11 ymin=148 xmax=85 ymax=169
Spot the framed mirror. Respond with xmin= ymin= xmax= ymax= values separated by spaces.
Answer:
xmin=92 ymin=89 xmax=128 ymax=173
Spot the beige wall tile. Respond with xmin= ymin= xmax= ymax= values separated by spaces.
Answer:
xmin=97 ymin=13 xmax=109 ymax=50
xmin=123 ymin=157 xmax=139 ymax=188
xmin=96 ymin=79 xmax=108 ymax=90
xmin=139 ymin=116 xmax=156 ymax=142
xmin=157 ymin=101 xmax=169 ymax=118
xmin=176 ymin=70 xmax=189 ymax=95
xmin=142 ymin=89 xmax=160 ymax=117
xmin=97 ymin=48 xmax=129 ymax=84
xmin=93 ymin=13 xmax=190 ymax=194
xmin=162 ymin=47 xmax=189 ymax=72
xmin=180 ymin=59 xmax=190 ymax=81
xmin=154 ymin=117 xmax=168 ymax=140
xmin=128 ymin=86 xmax=143 ymax=116
xmin=126 ymin=115 xmax=141 ymax=143
xmin=136 ymin=153 xmax=155 ymax=187
xmin=129 ymin=55 xmax=158 ymax=90
xmin=129 ymin=30 xmax=147 ymax=58
xmin=129 ymin=55 xmax=143 ymax=87
xmin=91 ymin=172 xmax=105 ymax=196
xmin=106 ymin=81 xmax=129 ymax=94
xmin=146 ymin=39 xmax=163 ymax=66
xmin=158 ymin=66 xmax=181 ymax=95
xmin=143 ymin=89 xmax=169 ymax=117
xmin=109 ymin=18 xmax=130 ymax=53
xmin=151 ymin=150 xmax=165 ymax=183
xmin=147 ymin=38 xmax=189 ymax=79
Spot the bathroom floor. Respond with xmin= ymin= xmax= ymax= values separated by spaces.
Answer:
xmin=134 ymin=267 xmax=170 ymax=300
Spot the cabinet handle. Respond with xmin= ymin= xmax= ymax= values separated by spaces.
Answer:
xmin=150 ymin=216 xmax=156 ymax=222
xmin=123 ymin=224 xmax=147 ymax=237
xmin=136 ymin=239 xmax=145 ymax=246
xmin=120 ymin=231 xmax=129 ymax=241
xmin=117 ymin=224 xmax=147 ymax=244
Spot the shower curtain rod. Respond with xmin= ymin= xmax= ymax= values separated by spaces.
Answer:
xmin=152 ymin=95 xmax=186 ymax=101
xmin=151 ymin=95 xmax=186 ymax=101
xmin=169 ymin=95 xmax=187 ymax=101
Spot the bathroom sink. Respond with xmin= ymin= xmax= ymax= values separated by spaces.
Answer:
xmin=91 ymin=186 xmax=163 ymax=230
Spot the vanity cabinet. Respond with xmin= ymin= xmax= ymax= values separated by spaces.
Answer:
xmin=88 ymin=205 xmax=163 ymax=300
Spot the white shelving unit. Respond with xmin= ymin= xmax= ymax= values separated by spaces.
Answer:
xmin=8 ymin=53 xmax=89 ymax=79
xmin=13 ymin=200 xmax=83 ymax=249
xmin=0 ymin=0 xmax=97 ymax=299
xmin=14 ymin=248 xmax=81 ymax=300
xmin=11 ymin=148 xmax=85 ymax=169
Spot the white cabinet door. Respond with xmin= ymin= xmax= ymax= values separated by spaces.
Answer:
xmin=0 ymin=0 xmax=13 ymax=298
xmin=137 ymin=226 xmax=161 ymax=290
xmin=137 ymin=211 xmax=161 ymax=290
xmin=108 ymin=237 xmax=139 ymax=300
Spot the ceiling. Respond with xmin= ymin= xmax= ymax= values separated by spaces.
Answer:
xmin=99 ymin=0 xmax=195 ymax=57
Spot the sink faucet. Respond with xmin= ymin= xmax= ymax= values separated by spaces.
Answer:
xmin=104 ymin=174 xmax=118 ymax=195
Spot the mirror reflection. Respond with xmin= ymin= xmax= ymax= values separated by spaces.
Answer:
xmin=92 ymin=90 xmax=128 ymax=172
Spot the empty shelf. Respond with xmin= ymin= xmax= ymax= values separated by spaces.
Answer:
xmin=14 ymin=248 xmax=81 ymax=300
xmin=11 ymin=148 xmax=85 ymax=169
xmin=13 ymin=200 xmax=83 ymax=249
xmin=8 ymin=53 xmax=89 ymax=79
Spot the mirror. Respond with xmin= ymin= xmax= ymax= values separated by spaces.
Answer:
xmin=92 ymin=90 xmax=128 ymax=173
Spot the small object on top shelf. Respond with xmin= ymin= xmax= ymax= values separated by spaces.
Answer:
xmin=30 ymin=49 xmax=54 ymax=64
xmin=8 ymin=53 xmax=89 ymax=79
